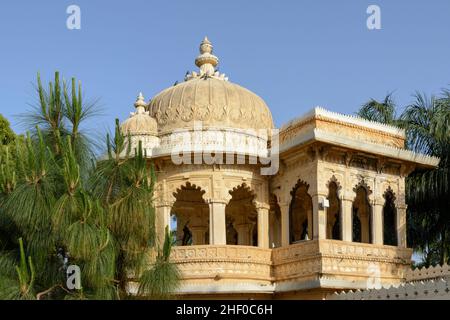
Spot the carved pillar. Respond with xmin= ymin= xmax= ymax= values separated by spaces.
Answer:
xmin=312 ymin=194 xmax=326 ymax=240
xmin=191 ymin=226 xmax=208 ymax=245
xmin=372 ymin=199 xmax=384 ymax=245
xmin=280 ymin=203 xmax=290 ymax=246
xmin=257 ymin=205 xmax=270 ymax=248
xmin=208 ymin=200 xmax=227 ymax=245
xmin=342 ymin=198 xmax=353 ymax=242
xmin=236 ymin=223 xmax=252 ymax=245
xmin=269 ymin=208 xmax=281 ymax=248
xmin=397 ymin=205 xmax=407 ymax=247
xmin=155 ymin=202 xmax=172 ymax=246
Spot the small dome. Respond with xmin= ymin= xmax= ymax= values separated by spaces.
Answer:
xmin=149 ymin=37 xmax=274 ymax=134
xmin=121 ymin=93 xmax=158 ymax=136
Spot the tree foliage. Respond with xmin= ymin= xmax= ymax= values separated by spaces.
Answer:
xmin=0 ymin=72 xmax=179 ymax=300
xmin=358 ymin=91 xmax=450 ymax=266
xmin=0 ymin=114 xmax=16 ymax=146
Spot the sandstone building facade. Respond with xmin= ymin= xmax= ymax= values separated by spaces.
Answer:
xmin=120 ymin=38 xmax=439 ymax=299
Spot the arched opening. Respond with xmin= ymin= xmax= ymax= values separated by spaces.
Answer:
xmin=352 ymin=186 xmax=372 ymax=243
xmin=226 ymin=215 xmax=238 ymax=245
xmin=327 ymin=181 xmax=341 ymax=240
xmin=225 ymin=184 xmax=258 ymax=246
xmin=289 ymin=180 xmax=313 ymax=243
xmin=383 ymin=189 xmax=397 ymax=246
xmin=269 ymin=194 xmax=282 ymax=248
xmin=171 ymin=182 xmax=209 ymax=246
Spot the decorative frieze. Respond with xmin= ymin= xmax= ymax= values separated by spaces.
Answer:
xmin=406 ymin=263 xmax=450 ymax=282
xmin=329 ymin=279 xmax=450 ymax=300
xmin=169 ymin=240 xmax=412 ymax=294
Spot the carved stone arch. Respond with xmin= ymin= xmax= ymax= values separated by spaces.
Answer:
xmin=326 ymin=175 xmax=343 ymax=197
xmin=225 ymin=182 xmax=258 ymax=246
xmin=353 ymin=179 xmax=373 ymax=197
xmin=383 ymin=186 xmax=396 ymax=201
xmin=224 ymin=181 xmax=257 ymax=203
xmin=290 ymin=179 xmax=310 ymax=196
xmin=171 ymin=181 xmax=210 ymax=246
xmin=289 ymin=179 xmax=313 ymax=243
xmin=228 ymin=182 xmax=258 ymax=205
xmin=326 ymin=175 xmax=342 ymax=240
xmin=172 ymin=181 xmax=207 ymax=201
xmin=174 ymin=178 xmax=211 ymax=201
xmin=352 ymin=178 xmax=373 ymax=244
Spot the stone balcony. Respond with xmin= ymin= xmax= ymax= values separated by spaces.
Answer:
xmin=171 ymin=240 xmax=412 ymax=298
xmin=171 ymin=245 xmax=273 ymax=296
xmin=273 ymin=240 xmax=412 ymax=295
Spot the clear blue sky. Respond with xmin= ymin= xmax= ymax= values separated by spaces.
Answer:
xmin=0 ymin=1 xmax=449 ymax=135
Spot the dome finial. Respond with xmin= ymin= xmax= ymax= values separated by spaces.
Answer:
xmin=134 ymin=92 xmax=147 ymax=114
xmin=200 ymin=36 xmax=212 ymax=54
xmin=195 ymin=36 xmax=219 ymax=76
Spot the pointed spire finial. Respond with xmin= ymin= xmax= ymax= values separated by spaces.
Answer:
xmin=134 ymin=92 xmax=147 ymax=113
xmin=195 ymin=36 xmax=218 ymax=76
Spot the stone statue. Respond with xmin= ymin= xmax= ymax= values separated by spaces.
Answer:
xmin=182 ymin=221 xmax=193 ymax=246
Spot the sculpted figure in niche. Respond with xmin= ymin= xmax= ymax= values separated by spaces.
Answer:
xmin=182 ymin=221 xmax=193 ymax=246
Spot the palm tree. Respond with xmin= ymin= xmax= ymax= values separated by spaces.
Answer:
xmin=357 ymin=91 xmax=450 ymax=266
xmin=0 ymin=72 xmax=179 ymax=299
xmin=357 ymin=93 xmax=397 ymax=125
xmin=401 ymin=92 xmax=450 ymax=266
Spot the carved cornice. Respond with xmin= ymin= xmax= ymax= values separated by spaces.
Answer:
xmin=279 ymin=127 xmax=439 ymax=169
xmin=281 ymin=107 xmax=405 ymax=138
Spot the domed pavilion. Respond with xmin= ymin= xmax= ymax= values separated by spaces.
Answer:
xmin=120 ymin=37 xmax=439 ymax=299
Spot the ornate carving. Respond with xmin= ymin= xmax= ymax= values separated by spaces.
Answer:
xmin=326 ymin=175 xmax=342 ymax=191
xmin=406 ymin=263 xmax=450 ymax=282
xmin=290 ymin=179 xmax=310 ymax=196
xmin=344 ymin=152 xmax=353 ymax=167
xmin=171 ymin=245 xmax=272 ymax=281
xmin=376 ymin=157 xmax=386 ymax=174
xmin=383 ymin=186 xmax=396 ymax=201
xmin=353 ymin=179 xmax=373 ymax=195
xmin=330 ymin=278 xmax=450 ymax=300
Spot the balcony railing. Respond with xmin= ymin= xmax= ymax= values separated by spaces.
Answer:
xmin=170 ymin=240 xmax=413 ymax=294
xmin=171 ymin=245 xmax=272 ymax=282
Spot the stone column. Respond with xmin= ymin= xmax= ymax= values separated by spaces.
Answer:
xmin=257 ymin=205 xmax=270 ymax=248
xmin=397 ymin=205 xmax=407 ymax=247
xmin=191 ymin=226 xmax=208 ymax=245
xmin=312 ymin=194 xmax=327 ymax=240
xmin=236 ymin=223 xmax=252 ymax=245
xmin=341 ymin=198 xmax=353 ymax=242
xmin=155 ymin=202 xmax=172 ymax=246
xmin=280 ymin=203 xmax=290 ymax=246
xmin=269 ymin=208 xmax=281 ymax=248
xmin=208 ymin=200 xmax=227 ymax=245
xmin=372 ymin=199 xmax=384 ymax=245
